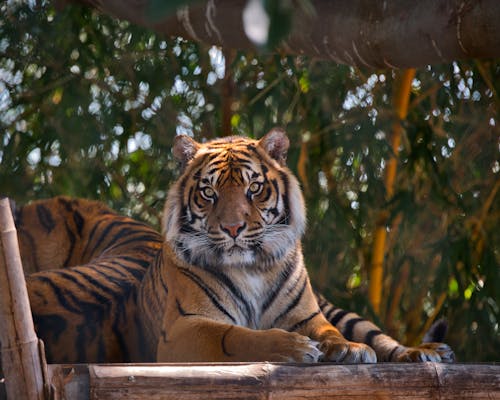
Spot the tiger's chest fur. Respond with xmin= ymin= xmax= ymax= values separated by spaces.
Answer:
xmin=167 ymin=252 xmax=306 ymax=331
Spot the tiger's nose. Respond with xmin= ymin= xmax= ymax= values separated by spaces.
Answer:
xmin=220 ymin=222 xmax=246 ymax=238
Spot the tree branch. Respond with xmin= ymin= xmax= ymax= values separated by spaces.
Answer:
xmin=67 ymin=0 xmax=500 ymax=68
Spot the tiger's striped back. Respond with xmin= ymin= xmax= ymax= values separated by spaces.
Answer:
xmin=16 ymin=196 xmax=162 ymax=362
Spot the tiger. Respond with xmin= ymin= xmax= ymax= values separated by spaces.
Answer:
xmin=6 ymin=128 xmax=454 ymax=364
xmin=13 ymin=196 xmax=163 ymax=362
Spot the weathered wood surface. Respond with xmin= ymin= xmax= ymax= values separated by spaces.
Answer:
xmin=0 ymin=198 xmax=47 ymax=400
xmin=47 ymin=362 xmax=500 ymax=400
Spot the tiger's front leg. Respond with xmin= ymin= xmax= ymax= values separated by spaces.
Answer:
xmin=300 ymin=314 xmax=378 ymax=363
xmin=156 ymin=316 xmax=323 ymax=362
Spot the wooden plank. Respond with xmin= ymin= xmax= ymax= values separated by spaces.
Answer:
xmin=0 ymin=198 xmax=46 ymax=400
xmin=46 ymin=362 xmax=500 ymax=400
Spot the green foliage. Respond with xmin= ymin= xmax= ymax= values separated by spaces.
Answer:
xmin=1 ymin=2 xmax=499 ymax=361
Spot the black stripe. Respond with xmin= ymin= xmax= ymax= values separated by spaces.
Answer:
xmin=118 ymin=255 xmax=152 ymax=270
xmin=270 ymin=179 xmax=280 ymax=213
xmin=324 ymin=305 xmax=339 ymax=321
xmin=62 ymin=219 xmax=76 ymax=267
xmin=88 ymin=262 xmax=129 ymax=279
xmin=262 ymin=259 xmax=297 ymax=311
xmin=232 ymin=150 xmax=253 ymax=159
xmin=221 ymin=326 xmax=235 ymax=357
xmin=204 ymin=267 xmax=252 ymax=324
xmin=159 ymin=268 xmax=169 ymax=294
xmin=14 ymin=203 xmax=24 ymax=227
xmin=36 ymin=204 xmax=56 ymax=233
xmin=98 ymin=209 xmax=115 ymax=216
xmin=81 ymin=218 xmax=108 ymax=259
xmin=33 ymin=276 xmax=85 ymax=315
xmin=365 ymin=330 xmax=383 ymax=348
xmin=217 ymin=171 xmax=231 ymax=188
xmin=71 ymin=269 xmax=122 ymax=300
xmin=57 ymin=197 xmax=73 ymax=211
xmin=56 ymin=270 xmax=115 ymax=306
xmin=179 ymin=268 xmax=236 ymax=323
xmin=315 ymin=294 xmax=328 ymax=308
xmin=39 ymin=271 xmax=103 ymax=314
xmin=260 ymin=186 xmax=272 ymax=202
xmin=388 ymin=345 xmax=402 ymax=361
xmin=329 ymin=309 xmax=349 ymax=326
xmin=153 ymin=249 xmax=169 ymax=295
xmin=133 ymin=314 xmax=154 ymax=362
xmin=279 ymin=171 xmax=291 ymax=225
xmin=88 ymin=221 xmax=133 ymax=256
xmin=86 ymin=219 xmax=147 ymax=259
xmin=76 ymin=323 xmax=88 ymax=361
xmin=73 ymin=210 xmax=85 ymax=236
xmin=288 ymin=310 xmax=321 ymax=332
xmin=106 ymin=231 xmax=162 ymax=251
xmin=271 ymin=274 xmax=308 ymax=327
xmin=32 ymin=313 xmax=67 ymax=347
xmin=176 ymin=298 xmax=198 ymax=316
xmin=342 ymin=317 xmax=365 ymax=341
xmin=247 ymin=144 xmax=266 ymax=163
xmin=148 ymin=249 xmax=169 ymax=295
xmin=107 ymin=259 xmax=148 ymax=281
xmin=134 ymin=244 xmax=162 ymax=257
xmin=88 ymin=265 xmax=134 ymax=291
xmin=97 ymin=333 xmax=107 ymax=362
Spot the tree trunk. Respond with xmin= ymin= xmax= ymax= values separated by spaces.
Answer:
xmin=67 ymin=0 xmax=500 ymax=68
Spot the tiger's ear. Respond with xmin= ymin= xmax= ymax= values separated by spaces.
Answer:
xmin=258 ymin=127 xmax=290 ymax=166
xmin=173 ymin=135 xmax=200 ymax=169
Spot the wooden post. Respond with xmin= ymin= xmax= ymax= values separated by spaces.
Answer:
xmin=0 ymin=198 xmax=47 ymax=400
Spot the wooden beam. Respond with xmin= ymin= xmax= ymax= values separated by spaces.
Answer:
xmin=0 ymin=198 xmax=47 ymax=400
xmin=47 ymin=362 xmax=500 ymax=400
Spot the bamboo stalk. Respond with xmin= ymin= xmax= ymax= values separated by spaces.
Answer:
xmin=45 ymin=362 xmax=500 ymax=400
xmin=368 ymin=69 xmax=416 ymax=315
xmin=384 ymin=259 xmax=410 ymax=336
xmin=221 ymin=49 xmax=236 ymax=137
xmin=0 ymin=198 xmax=47 ymax=400
xmin=297 ymin=139 xmax=310 ymax=195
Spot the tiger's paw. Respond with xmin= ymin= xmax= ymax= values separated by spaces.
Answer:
xmin=260 ymin=329 xmax=324 ymax=362
xmin=318 ymin=336 xmax=377 ymax=363
xmin=394 ymin=343 xmax=455 ymax=363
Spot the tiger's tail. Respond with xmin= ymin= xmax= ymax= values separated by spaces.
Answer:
xmin=315 ymin=292 xmax=455 ymax=362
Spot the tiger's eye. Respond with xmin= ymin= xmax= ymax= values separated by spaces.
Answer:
xmin=248 ymin=182 xmax=261 ymax=194
xmin=201 ymin=187 xmax=215 ymax=198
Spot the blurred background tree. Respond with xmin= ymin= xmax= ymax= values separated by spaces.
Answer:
xmin=0 ymin=2 xmax=498 ymax=361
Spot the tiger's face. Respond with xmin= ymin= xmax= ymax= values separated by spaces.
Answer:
xmin=163 ymin=128 xmax=305 ymax=270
